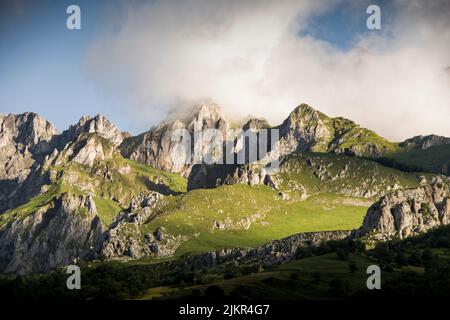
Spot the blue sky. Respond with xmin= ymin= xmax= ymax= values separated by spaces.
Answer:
xmin=1 ymin=0 xmax=448 ymax=140
xmin=300 ymin=0 xmax=390 ymax=51
xmin=0 ymin=0 xmax=384 ymax=134
xmin=0 ymin=0 xmax=129 ymax=132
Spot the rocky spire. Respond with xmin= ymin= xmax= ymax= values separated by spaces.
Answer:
xmin=58 ymin=114 xmax=129 ymax=148
xmin=120 ymin=103 xmax=230 ymax=176
xmin=0 ymin=112 xmax=59 ymax=172
xmin=0 ymin=113 xmax=59 ymax=212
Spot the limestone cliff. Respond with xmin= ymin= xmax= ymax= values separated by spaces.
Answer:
xmin=0 ymin=112 xmax=58 ymax=212
xmin=57 ymin=114 xmax=129 ymax=148
xmin=120 ymin=103 xmax=229 ymax=176
xmin=0 ymin=193 xmax=104 ymax=275
xmin=399 ymin=134 xmax=450 ymax=150
xmin=355 ymin=177 xmax=450 ymax=240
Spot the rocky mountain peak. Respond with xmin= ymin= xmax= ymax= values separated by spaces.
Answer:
xmin=69 ymin=134 xmax=114 ymax=167
xmin=188 ymin=103 xmax=228 ymax=132
xmin=289 ymin=103 xmax=319 ymax=118
xmin=193 ymin=103 xmax=224 ymax=121
xmin=0 ymin=112 xmax=59 ymax=213
xmin=0 ymin=112 xmax=58 ymax=183
xmin=242 ymin=118 xmax=270 ymax=132
xmin=120 ymin=103 xmax=230 ymax=176
xmin=0 ymin=191 xmax=104 ymax=274
xmin=0 ymin=112 xmax=58 ymax=150
xmin=399 ymin=134 xmax=450 ymax=150
xmin=277 ymin=103 xmax=332 ymax=154
xmin=59 ymin=114 xmax=128 ymax=148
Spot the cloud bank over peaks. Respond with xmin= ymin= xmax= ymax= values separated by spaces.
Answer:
xmin=85 ymin=0 xmax=450 ymax=141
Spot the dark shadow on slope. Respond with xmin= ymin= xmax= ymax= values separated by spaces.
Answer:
xmin=142 ymin=178 xmax=184 ymax=196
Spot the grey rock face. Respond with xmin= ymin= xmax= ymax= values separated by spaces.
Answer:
xmin=276 ymin=105 xmax=392 ymax=158
xmin=58 ymin=114 xmax=129 ymax=148
xmin=186 ymin=104 xmax=334 ymax=191
xmin=0 ymin=113 xmax=58 ymax=212
xmin=277 ymin=104 xmax=332 ymax=155
xmin=112 ymin=191 xmax=163 ymax=226
xmin=100 ymin=223 xmax=149 ymax=259
xmin=0 ymin=113 xmax=128 ymax=213
xmin=0 ymin=193 xmax=104 ymax=275
xmin=187 ymin=163 xmax=278 ymax=191
xmin=100 ymin=191 xmax=186 ymax=259
xmin=69 ymin=135 xmax=114 ymax=167
xmin=187 ymin=230 xmax=350 ymax=269
xmin=120 ymin=103 xmax=229 ymax=176
xmin=186 ymin=103 xmax=394 ymax=191
xmin=242 ymin=118 xmax=269 ymax=132
xmin=120 ymin=120 xmax=190 ymax=175
xmin=400 ymin=135 xmax=450 ymax=150
xmin=355 ymin=178 xmax=450 ymax=240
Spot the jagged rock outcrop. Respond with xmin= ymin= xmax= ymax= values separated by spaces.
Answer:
xmin=186 ymin=104 xmax=399 ymax=191
xmin=0 ymin=193 xmax=104 ymax=275
xmin=187 ymin=163 xmax=278 ymax=191
xmin=355 ymin=178 xmax=450 ymax=240
xmin=120 ymin=103 xmax=230 ymax=176
xmin=399 ymin=134 xmax=450 ymax=150
xmin=69 ymin=134 xmax=114 ymax=167
xmin=100 ymin=191 xmax=187 ymax=259
xmin=111 ymin=191 xmax=163 ymax=226
xmin=276 ymin=105 xmax=394 ymax=158
xmin=120 ymin=120 xmax=190 ymax=175
xmin=242 ymin=118 xmax=269 ymax=132
xmin=0 ymin=113 xmax=130 ymax=213
xmin=0 ymin=112 xmax=58 ymax=212
xmin=277 ymin=104 xmax=333 ymax=155
xmin=57 ymin=114 xmax=129 ymax=148
xmin=187 ymin=230 xmax=351 ymax=269
xmin=239 ymin=104 xmax=396 ymax=164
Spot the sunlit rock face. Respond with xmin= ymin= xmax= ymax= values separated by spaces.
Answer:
xmin=355 ymin=177 xmax=450 ymax=240
xmin=120 ymin=103 xmax=230 ymax=176
xmin=0 ymin=112 xmax=59 ymax=212
xmin=57 ymin=114 xmax=129 ymax=148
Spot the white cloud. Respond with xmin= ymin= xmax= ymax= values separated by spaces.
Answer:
xmin=86 ymin=0 xmax=450 ymax=141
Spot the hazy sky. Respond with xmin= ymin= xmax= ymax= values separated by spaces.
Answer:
xmin=0 ymin=0 xmax=449 ymax=141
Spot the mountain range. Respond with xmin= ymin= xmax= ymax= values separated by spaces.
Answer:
xmin=0 ymin=103 xmax=449 ymax=275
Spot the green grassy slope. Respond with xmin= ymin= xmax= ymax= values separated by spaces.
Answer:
xmin=140 ymin=185 xmax=367 ymax=256
xmin=0 ymin=135 xmax=187 ymax=227
xmin=317 ymin=114 xmax=398 ymax=155
xmin=292 ymin=105 xmax=449 ymax=175
xmin=0 ymin=133 xmax=440 ymax=262
xmin=137 ymin=226 xmax=450 ymax=300
xmin=276 ymin=152 xmax=423 ymax=199
xmin=137 ymin=152 xmax=429 ymax=257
